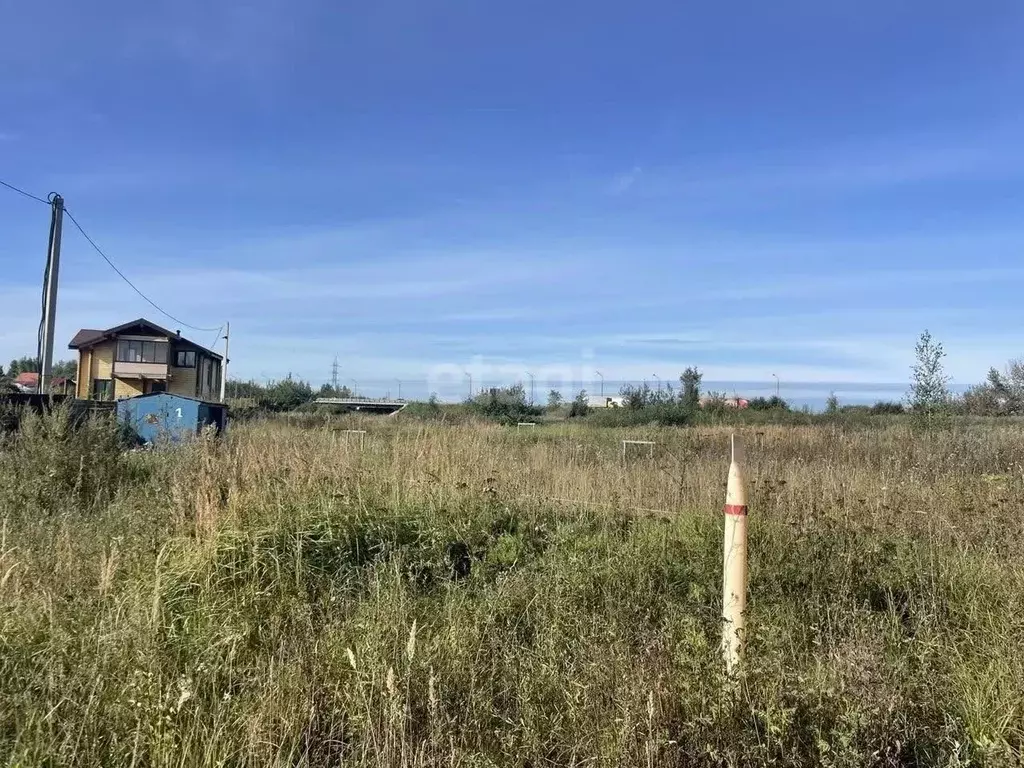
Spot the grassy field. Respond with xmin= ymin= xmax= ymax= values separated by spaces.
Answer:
xmin=2 ymin=411 xmax=1023 ymax=766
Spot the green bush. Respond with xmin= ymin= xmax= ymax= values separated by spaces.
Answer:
xmin=258 ymin=376 xmax=314 ymax=412
xmin=568 ymin=390 xmax=590 ymax=418
xmin=589 ymin=402 xmax=693 ymax=427
xmin=0 ymin=405 xmax=136 ymax=519
xmin=869 ymin=400 xmax=905 ymax=416
xmin=467 ymin=385 xmax=543 ymax=425
xmin=748 ymin=395 xmax=790 ymax=411
xmin=680 ymin=367 xmax=702 ymax=410
xmin=401 ymin=394 xmax=444 ymax=420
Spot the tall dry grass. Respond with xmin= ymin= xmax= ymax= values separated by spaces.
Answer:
xmin=1 ymin=412 xmax=1023 ymax=766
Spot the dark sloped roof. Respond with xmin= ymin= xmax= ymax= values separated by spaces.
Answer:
xmin=105 ymin=317 xmax=177 ymax=339
xmin=67 ymin=318 xmax=222 ymax=359
xmin=69 ymin=329 xmax=105 ymax=349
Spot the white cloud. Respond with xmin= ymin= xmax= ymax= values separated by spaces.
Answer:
xmin=601 ymin=128 xmax=1024 ymax=208
xmin=607 ymin=166 xmax=642 ymax=195
xmin=2 ymin=247 xmax=1019 ymax=390
xmin=708 ymin=266 xmax=1024 ymax=303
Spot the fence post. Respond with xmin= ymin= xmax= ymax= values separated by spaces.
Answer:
xmin=722 ymin=433 xmax=749 ymax=675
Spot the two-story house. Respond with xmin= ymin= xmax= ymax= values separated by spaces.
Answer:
xmin=69 ymin=318 xmax=223 ymax=401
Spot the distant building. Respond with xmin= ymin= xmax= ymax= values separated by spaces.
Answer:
xmin=699 ymin=395 xmax=749 ymax=409
xmin=9 ymin=371 xmax=75 ymax=395
xmin=51 ymin=376 xmax=75 ymax=395
xmin=587 ymin=395 xmax=625 ymax=408
xmin=12 ymin=371 xmax=38 ymax=393
xmin=69 ymin=318 xmax=223 ymax=401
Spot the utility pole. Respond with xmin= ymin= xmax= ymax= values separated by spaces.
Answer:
xmin=653 ymin=373 xmax=661 ymax=391
xmin=38 ymin=194 xmax=64 ymax=394
xmin=772 ymin=373 xmax=779 ymax=398
xmin=332 ymin=356 xmax=340 ymax=392
xmin=219 ymin=322 xmax=230 ymax=403
xmin=526 ymin=371 xmax=535 ymax=405
xmin=595 ymin=370 xmax=604 ymax=398
xmin=464 ymin=371 xmax=472 ymax=400
xmin=395 ymin=379 xmax=402 ymax=400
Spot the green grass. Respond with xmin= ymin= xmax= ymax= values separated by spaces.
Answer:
xmin=1 ymin=411 xmax=1022 ymax=766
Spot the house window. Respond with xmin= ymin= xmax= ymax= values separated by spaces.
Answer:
xmin=149 ymin=342 xmax=168 ymax=363
xmin=91 ymin=379 xmax=113 ymax=400
xmin=116 ymin=340 xmax=168 ymax=363
xmin=175 ymin=350 xmax=196 ymax=368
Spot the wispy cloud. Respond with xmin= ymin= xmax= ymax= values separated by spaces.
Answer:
xmin=439 ymin=308 xmax=536 ymax=322
xmin=616 ymin=132 xmax=1024 ymax=205
xmin=607 ymin=165 xmax=642 ymax=195
xmin=3 ymin=218 xmax=1019 ymax=388
xmin=123 ymin=0 xmax=315 ymax=82
xmin=710 ymin=266 xmax=1024 ymax=302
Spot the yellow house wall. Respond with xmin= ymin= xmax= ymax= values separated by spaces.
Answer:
xmin=170 ymin=365 xmax=197 ymax=397
xmin=114 ymin=378 xmax=144 ymax=399
xmin=90 ymin=341 xmax=114 ymax=381
xmin=76 ymin=350 xmax=92 ymax=398
xmin=83 ymin=342 xmax=116 ymax=398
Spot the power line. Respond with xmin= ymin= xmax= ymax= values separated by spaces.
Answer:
xmin=63 ymin=207 xmax=221 ymax=333
xmin=0 ymin=178 xmax=50 ymax=205
xmin=207 ymin=325 xmax=225 ymax=352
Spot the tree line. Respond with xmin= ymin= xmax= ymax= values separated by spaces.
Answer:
xmin=906 ymin=329 xmax=1024 ymax=417
xmin=225 ymin=377 xmax=354 ymax=412
xmin=4 ymin=330 xmax=1023 ymax=419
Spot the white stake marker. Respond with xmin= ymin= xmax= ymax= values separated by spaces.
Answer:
xmin=722 ymin=433 xmax=748 ymax=675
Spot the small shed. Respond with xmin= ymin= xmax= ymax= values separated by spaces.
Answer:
xmin=116 ymin=392 xmax=227 ymax=444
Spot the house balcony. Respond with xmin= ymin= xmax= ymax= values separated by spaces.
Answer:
xmin=112 ymin=361 xmax=169 ymax=379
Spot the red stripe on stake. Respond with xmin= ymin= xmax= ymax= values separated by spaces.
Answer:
xmin=724 ymin=504 xmax=748 ymax=516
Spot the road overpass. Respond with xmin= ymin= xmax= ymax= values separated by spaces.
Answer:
xmin=313 ymin=397 xmax=408 ymax=415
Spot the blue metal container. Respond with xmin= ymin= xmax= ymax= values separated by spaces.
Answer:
xmin=116 ymin=393 xmax=226 ymax=444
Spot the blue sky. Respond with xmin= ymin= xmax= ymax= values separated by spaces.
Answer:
xmin=3 ymin=1 xmax=1024 ymax=402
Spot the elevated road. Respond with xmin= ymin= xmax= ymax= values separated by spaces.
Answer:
xmin=313 ymin=397 xmax=408 ymax=415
